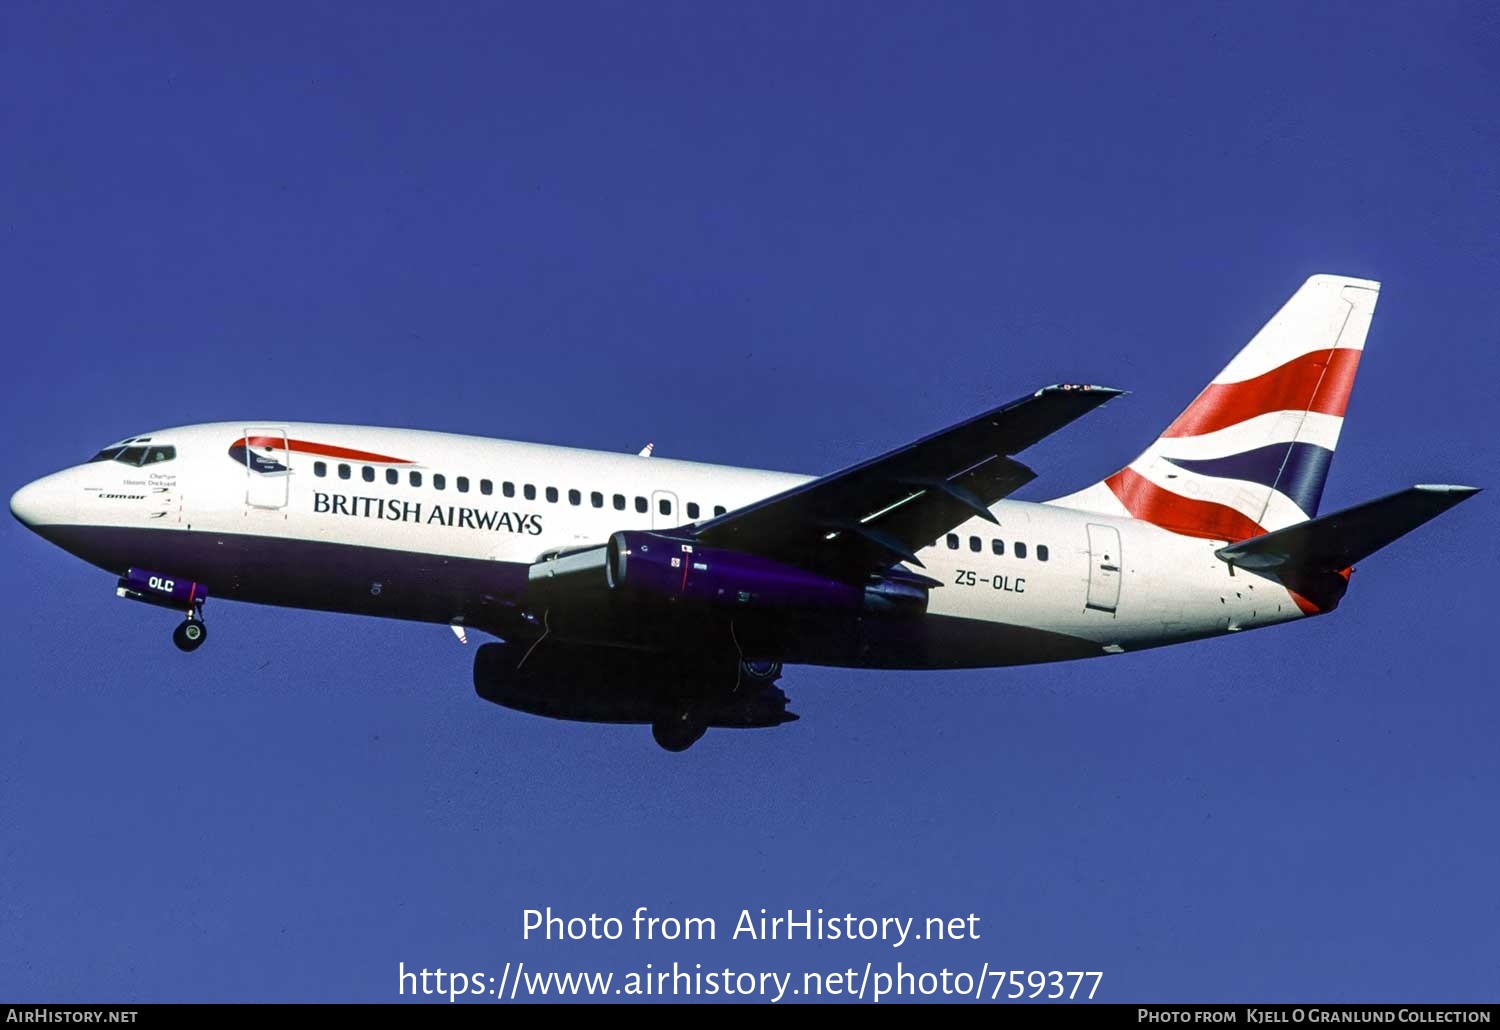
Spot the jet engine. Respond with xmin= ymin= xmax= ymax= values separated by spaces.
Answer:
xmin=473 ymin=641 xmax=798 ymax=751
xmin=605 ymin=531 xmax=863 ymax=611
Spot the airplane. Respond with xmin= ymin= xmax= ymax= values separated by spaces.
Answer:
xmin=9 ymin=274 xmax=1479 ymax=751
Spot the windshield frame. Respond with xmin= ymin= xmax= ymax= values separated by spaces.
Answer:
xmin=87 ymin=443 xmax=176 ymax=467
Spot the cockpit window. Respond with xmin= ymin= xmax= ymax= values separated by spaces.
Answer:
xmin=89 ymin=444 xmax=176 ymax=466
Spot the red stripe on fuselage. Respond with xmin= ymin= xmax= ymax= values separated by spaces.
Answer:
xmin=233 ymin=437 xmax=415 ymax=465
xmin=1162 ymin=347 xmax=1361 ymax=438
xmin=1106 ymin=467 xmax=1267 ymax=542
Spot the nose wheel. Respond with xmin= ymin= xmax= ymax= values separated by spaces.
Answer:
xmin=172 ymin=616 xmax=208 ymax=652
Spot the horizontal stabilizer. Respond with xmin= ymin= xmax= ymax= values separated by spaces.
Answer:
xmin=1215 ymin=484 xmax=1479 ymax=572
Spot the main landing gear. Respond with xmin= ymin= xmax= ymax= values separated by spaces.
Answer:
xmin=652 ymin=707 xmax=707 ymax=753
xmin=649 ymin=657 xmax=786 ymax=752
xmin=172 ymin=615 xmax=208 ymax=653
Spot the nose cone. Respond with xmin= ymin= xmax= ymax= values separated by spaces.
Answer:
xmin=11 ymin=474 xmax=69 ymax=531
xmin=11 ymin=480 xmax=44 ymax=526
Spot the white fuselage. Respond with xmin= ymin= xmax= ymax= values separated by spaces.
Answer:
xmin=11 ymin=421 xmax=1314 ymax=668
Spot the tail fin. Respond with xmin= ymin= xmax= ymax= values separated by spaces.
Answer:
xmin=1049 ymin=274 xmax=1380 ymax=541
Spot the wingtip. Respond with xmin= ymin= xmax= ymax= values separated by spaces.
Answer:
xmin=1038 ymin=383 xmax=1127 ymax=398
xmin=1414 ymin=483 xmax=1481 ymax=495
xmin=1307 ymin=272 xmax=1382 ymax=292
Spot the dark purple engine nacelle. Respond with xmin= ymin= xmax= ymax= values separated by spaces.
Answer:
xmin=115 ymin=567 xmax=208 ymax=612
xmin=606 ymin=531 xmax=864 ymax=611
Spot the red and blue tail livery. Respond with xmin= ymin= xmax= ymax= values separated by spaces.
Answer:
xmin=11 ymin=274 xmax=1478 ymax=750
xmin=1051 ymin=275 xmax=1377 ymax=542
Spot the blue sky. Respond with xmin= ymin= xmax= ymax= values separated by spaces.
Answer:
xmin=3 ymin=1 xmax=1496 ymax=1004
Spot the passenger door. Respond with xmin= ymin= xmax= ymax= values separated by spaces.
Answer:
xmin=243 ymin=427 xmax=290 ymax=509
xmin=1085 ymin=523 xmax=1122 ymax=613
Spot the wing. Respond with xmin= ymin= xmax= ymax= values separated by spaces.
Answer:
xmin=693 ymin=384 xmax=1122 ymax=579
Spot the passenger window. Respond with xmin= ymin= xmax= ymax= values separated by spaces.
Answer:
xmin=409 ymin=471 xmax=422 ymax=487
xmin=503 ymin=482 xmax=515 ymax=498
xmin=969 ymin=536 xmax=981 ymax=552
xmin=946 ymin=534 xmax=959 ymax=550
xmin=314 ymin=461 xmax=327 ymax=478
xmin=1037 ymin=544 xmax=1049 ymax=562
xmin=687 ymin=502 xmax=700 ymax=519
xmin=992 ymin=539 xmax=1003 ymax=555
xmin=386 ymin=469 xmax=398 ymax=485
xmin=457 ymin=476 xmax=470 ymax=493
xmin=480 ymin=479 xmax=493 ymax=496
xmin=338 ymin=464 xmax=351 ymax=480
xmin=362 ymin=466 xmax=375 ymax=482
xmin=1015 ymin=542 xmax=1028 ymax=559
xmin=568 ymin=489 xmax=581 ymax=505
xmin=635 ymin=496 xmax=648 ymax=513
xmin=434 ymin=474 xmax=446 ymax=490
xmin=590 ymin=491 xmax=603 ymax=508
xmin=659 ymin=498 xmax=672 ymax=516
xmin=714 ymin=505 xmax=726 ymax=516
xmin=613 ymin=494 xmax=626 ymax=511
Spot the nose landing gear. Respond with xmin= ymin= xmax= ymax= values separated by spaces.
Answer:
xmin=172 ymin=616 xmax=208 ymax=653
xmin=115 ymin=568 xmax=211 ymax=653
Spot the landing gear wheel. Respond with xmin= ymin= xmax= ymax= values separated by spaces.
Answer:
xmin=173 ymin=619 xmax=207 ymax=653
xmin=740 ymin=659 xmax=782 ymax=685
xmin=652 ymin=709 xmax=707 ymax=752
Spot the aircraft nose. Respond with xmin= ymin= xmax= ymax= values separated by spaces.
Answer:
xmin=10 ymin=474 xmax=67 ymax=529
xmin=11 ymin=480 xmax=43 ymax=526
